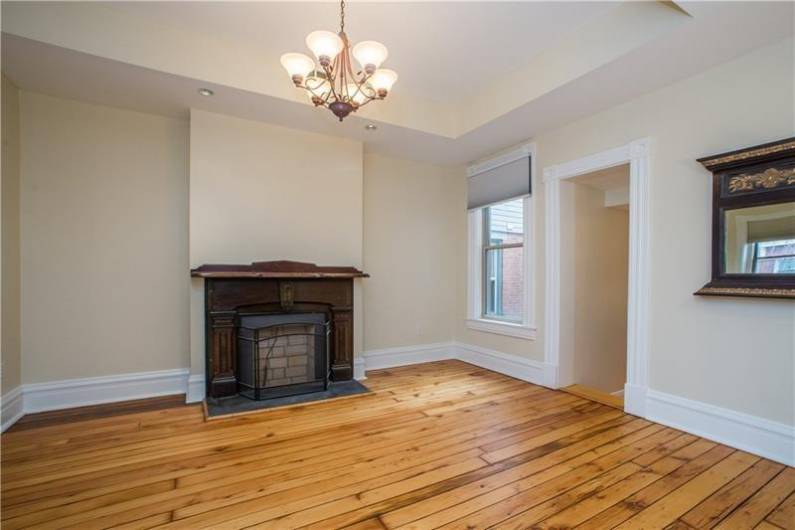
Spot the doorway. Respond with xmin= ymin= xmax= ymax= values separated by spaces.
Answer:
xmin=561 ymin=164 xmax=630 ymax=409
xmin=543 ymin=139 xmax=651 ymax=417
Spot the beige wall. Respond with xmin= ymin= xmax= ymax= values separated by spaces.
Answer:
xmin=189 ymin=110 xmax=364 ymax=375
xmin=362 ymin=153 xmax=463 ymax=351
xmin=457 ymin=38 xmax=794 ymax=424
xmin=12 ymin=101 xmax=457 ymax=384
xmin=570 ymin=183 xmax=628 ymax=393
xmin=540 ymin=37 xmax=794 ymax=425
xmin=2 ymin=75 xmax=22 ymax=394
xmin=20 ymin=92 xmax=189 ymax=383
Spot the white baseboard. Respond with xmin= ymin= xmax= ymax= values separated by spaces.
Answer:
xmin=646 ymin=389 xmax=795 ymax=467
xmin=362 ymin=342 xmax=455 ymax=371
xmin=1 ymin=368 xmax=198 ymax=431
xmin=186 ymin=374 xmax=206 ymax=404
xmin=624 ymin=383 xmax=648 ymax=417
xmin=453 ymin=342 xmax=555 ymax=388
xmin=1 ymin=386 xmax=24 ymax=432
xmin=353 ymin=357 xmax=366 ymax=380
xmin=24 ymin=368 xmax=192 ymax=414
xmin=362 ymin=341 xmax=555 ymax=389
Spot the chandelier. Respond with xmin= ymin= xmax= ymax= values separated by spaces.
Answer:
xmin=280 ymin=0 xmax=398 ymax=121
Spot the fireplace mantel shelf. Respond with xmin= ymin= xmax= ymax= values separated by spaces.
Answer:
xmin=191 ymin=260 xmax=369 ymax=279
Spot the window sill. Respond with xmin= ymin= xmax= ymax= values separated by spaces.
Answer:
xmin=465 ymin=319 xmax=537 ymax=340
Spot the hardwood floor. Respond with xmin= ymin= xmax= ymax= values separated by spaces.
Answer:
xmin=561 ymin=384 xmax=624 ymax=410
xmin=8 ymin=395 xmax=189 ymax=432
xmin=1 ymin=360 xmax=793 ymax=529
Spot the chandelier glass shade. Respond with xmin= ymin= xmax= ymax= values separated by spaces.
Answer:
xmin=280 ymin=0 xmax=397 ymax=121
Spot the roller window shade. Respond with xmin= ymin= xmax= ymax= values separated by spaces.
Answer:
xmin=747 ymin=214 xmax=795 ymax=243
xmin=467 ymin=156 xmax=531 ymax=210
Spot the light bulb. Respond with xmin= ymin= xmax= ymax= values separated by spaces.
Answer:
xmin=352 ymin=41 xmax=388 ymax=74
xmin=346 ymin=83 xmax=368 ymax=105
xmin=280 ymin=53 xmax=315 ymax=84
xmin=306 ymin=31 xmax=344 ymax=66
xmin=369 ymin=69 xmax=398 ymax=96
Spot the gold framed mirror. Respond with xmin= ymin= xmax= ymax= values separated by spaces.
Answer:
xmin=696 ymin=138 xmax=795 ymax=299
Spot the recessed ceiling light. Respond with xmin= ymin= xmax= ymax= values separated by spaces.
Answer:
xmin=198 ymin=88 xmax=214 ymax=97
xmin=364 ymin=124 xmax=377 ymax=131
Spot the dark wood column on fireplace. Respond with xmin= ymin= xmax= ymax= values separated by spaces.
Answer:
xmin=191 ymin=261 xmax=368 ymax=399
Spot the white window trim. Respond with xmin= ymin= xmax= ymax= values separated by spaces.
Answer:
xmin=466 ymin=143 xmax=536 ymax=340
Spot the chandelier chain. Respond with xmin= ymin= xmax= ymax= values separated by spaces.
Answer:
xmin=340 ymin=0 xmax=345 ymax=33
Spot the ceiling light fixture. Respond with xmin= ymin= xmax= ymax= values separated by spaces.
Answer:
xmin=198 ymin=88 xmax=214 ymax=97
xmin=280 ymin=0 xmax=398 ymax=122
xmin=364 ymin=124 xmax=377 ymax=131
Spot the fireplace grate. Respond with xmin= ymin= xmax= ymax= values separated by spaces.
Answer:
xmin=236 ymin=314 xmax=330 ymax=401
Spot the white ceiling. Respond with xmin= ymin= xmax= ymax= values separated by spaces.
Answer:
xmin=1 ymin=1 xmax=793 ymax=165
xmin=107 ymin=1 xmax=619 ymax=102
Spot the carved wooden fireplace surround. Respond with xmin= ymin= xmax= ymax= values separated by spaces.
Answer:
xmin=191 ymin=261 xmax=368 ymax=399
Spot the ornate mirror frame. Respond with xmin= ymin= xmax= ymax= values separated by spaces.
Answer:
xmin=695 ymin=137 xmax=795 ymax=299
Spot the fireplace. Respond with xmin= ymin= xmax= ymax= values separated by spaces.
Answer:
xmin=191 ymin=261 xmax=368 ymax=401
xmin=237 ymin=313 xmax=330 ymax=400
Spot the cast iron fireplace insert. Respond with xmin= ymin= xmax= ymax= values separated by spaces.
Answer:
xmin=236 ymin=313 xmax=330 ymax=400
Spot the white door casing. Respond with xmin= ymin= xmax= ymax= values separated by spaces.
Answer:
xmin=543 ymin=138 xmax=651 ymax=416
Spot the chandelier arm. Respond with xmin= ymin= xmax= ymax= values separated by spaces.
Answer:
xmin=339 ymin=43 xmax=350 ymax=100
xmin=303 ymin=84 xmax=327 ymax=106
xmin=352 ymin=71 xmax=375 ymax=98
xmin=301 ymin=68 xmax=331 ymax=103
xmin=321 ymin=86 xmax=334 ymax=105
xmin=356 ymin=97 xmax=378 ymax=108
xmin=342 ymin=40 xmax=356 ymax=84
xmin=349 ymin=80 xmax=375 ymax=103
xmin=322 ymin=59 xmax=341 ymax=102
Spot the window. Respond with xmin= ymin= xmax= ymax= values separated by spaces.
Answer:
xmin=752 ymin=239 xmax=795 ymax=274
xmin=483 ymin=198 xmax=524 ymax=322
xmin=467 ymin=195 xmax=535 ymax=340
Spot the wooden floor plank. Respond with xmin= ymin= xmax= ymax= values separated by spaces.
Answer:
xmin=755 ymin=521 xmax=786 ymax=530
xmin=533 ymin=437 xmax=715 ymax=529
xmin=680 ymin=458 xmax=785 ymax=528
xmin=713 ymin=468 xmax=795 ymax=529
xmin=766 ymin=490 xmax=795 ymax=529
xmin=301 ymin=421 xmax=658 ymax=530
xmin=383 ymin=427 xmax=683 ymax=530
xmin=0 ymin=360 xmax=790 ymax=530
xmin=612 ymin=450 xmax=760 ymax=529
xmin=440 ymin=433 xmax=705 ymax=530
xmin=575 ymin=442 xmax=733 ymax=529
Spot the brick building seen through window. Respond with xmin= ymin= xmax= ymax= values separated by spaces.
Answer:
xmin=483 ymin=197 xmax=524 ymax=322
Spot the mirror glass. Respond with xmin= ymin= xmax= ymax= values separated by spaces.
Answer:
xmin=724 ymin=201 xmax=795 ymax=274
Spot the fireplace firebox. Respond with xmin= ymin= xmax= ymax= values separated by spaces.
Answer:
xmin=237 ymin=313 xmax=330 ymax=400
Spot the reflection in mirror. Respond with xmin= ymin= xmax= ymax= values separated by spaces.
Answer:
xmin=724 ymin=202 xmax=795 ymax=274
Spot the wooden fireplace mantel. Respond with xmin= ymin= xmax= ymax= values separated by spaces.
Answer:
xmin=191 ymin=260 xmax=369 ymax=279
xmin=193 ymin=260 xmax=367 ymax=399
